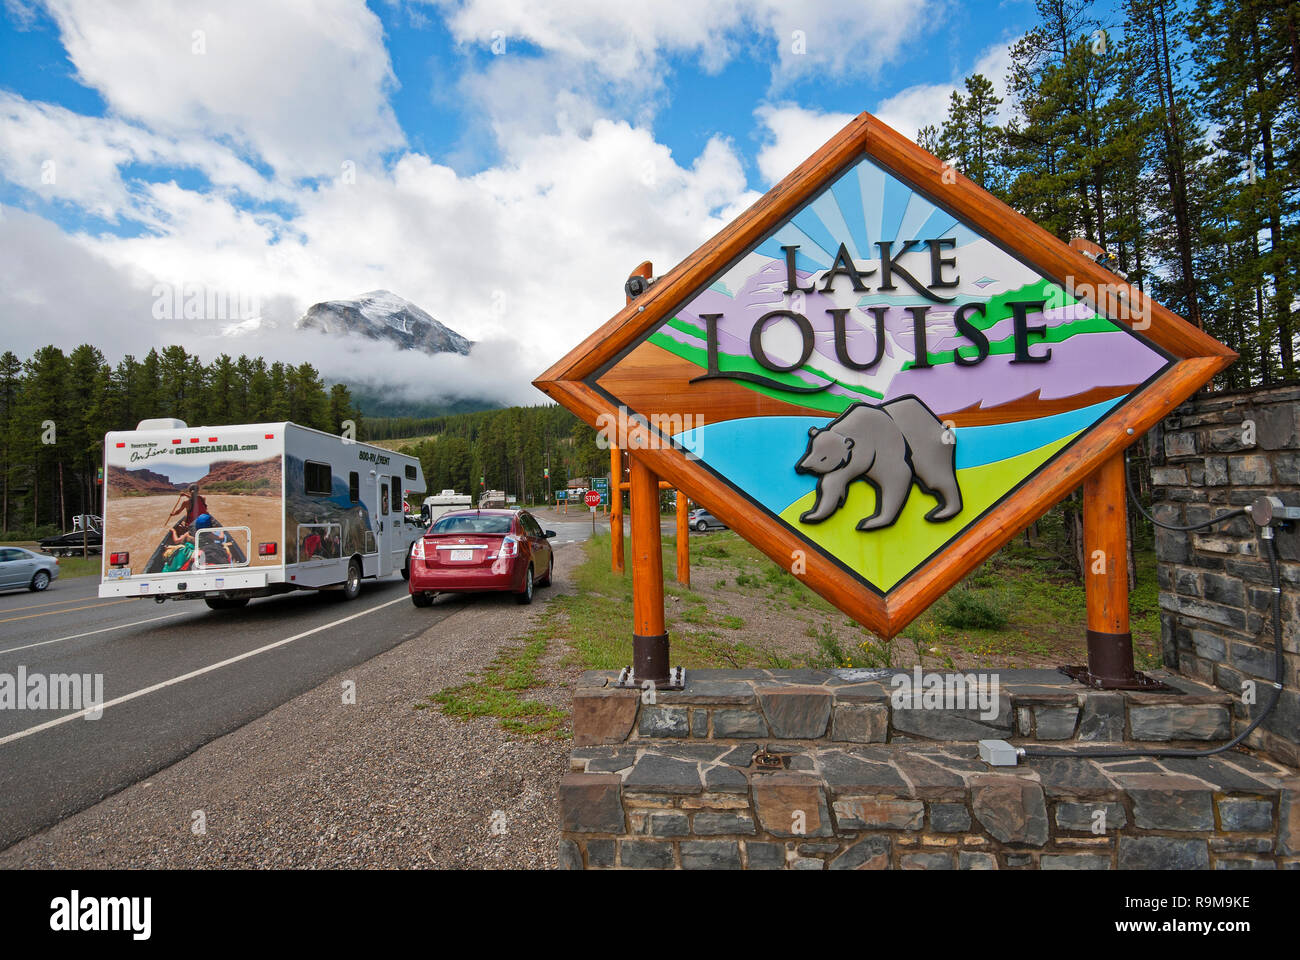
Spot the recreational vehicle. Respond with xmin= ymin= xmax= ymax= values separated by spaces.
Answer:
xmin=421 ymin=489 xmax=472 ymax=524
xmin=98 ymin=419 xmax=427 ymax=609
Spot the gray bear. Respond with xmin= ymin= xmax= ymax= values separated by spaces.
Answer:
xmin=794 ymin=396 xmax=962 ymax=531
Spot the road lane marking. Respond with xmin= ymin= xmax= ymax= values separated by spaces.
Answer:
xmin=0 ymin=595 xmax=408 ymax=747
xmin=0 ymin=593 xmax=108 ymax=614
xmin=0 ymin=599 xmax=131 ymax=624
xmin=0 ymin=611 xmax=191 ymax=656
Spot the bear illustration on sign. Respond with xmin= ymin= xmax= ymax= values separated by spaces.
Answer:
xmin=794 ymin=396 xmax=962 ymax=532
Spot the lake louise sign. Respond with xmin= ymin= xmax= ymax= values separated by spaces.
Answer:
xmin=535 ymin=112 xmax=1235 ymax=644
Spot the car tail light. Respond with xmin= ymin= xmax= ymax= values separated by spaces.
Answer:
xmin=258 ymin=542 xmax=277 ymax=556
xmin=411 ymin=538 xmax=426 ymax=560
xmin=110 ymin=551 xmax=130 ymax=566
xmin=499 ymin=535 xmax=520 ymax=558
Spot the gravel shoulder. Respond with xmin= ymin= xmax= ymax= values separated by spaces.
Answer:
xmin=0 ymin=546 xmax=583 ymax=869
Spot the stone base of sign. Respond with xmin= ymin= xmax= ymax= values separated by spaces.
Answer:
xmin=559 ymin=669 xmax=1300 ymax=869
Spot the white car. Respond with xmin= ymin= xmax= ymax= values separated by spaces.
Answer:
xmin=0 ymin=546 xmax=61 ymax=593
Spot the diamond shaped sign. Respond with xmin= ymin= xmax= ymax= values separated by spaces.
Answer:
xmin=535 ymin=113 xmax=1235 ymax=638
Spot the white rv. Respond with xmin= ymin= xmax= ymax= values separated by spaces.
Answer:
xmin=421 ymin=489 xmax=472 ymax=524
xmin=98 ymin=419 xmax=427 ymax=609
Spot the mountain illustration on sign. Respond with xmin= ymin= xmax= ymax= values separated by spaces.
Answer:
xmin=794 ymin=396 xmax=962 ymax=532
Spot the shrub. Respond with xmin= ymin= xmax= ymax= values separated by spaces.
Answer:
xmin=935 ymin=591 xmax=1009 ymax=630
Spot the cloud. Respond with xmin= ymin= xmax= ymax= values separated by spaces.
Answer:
xmin=0 ymin=91 xmax=278 ymax=222
xmin=873 ymin=41 xmax=1015 ymax=143
xmin=0 ymin=206 xmax=157 ymax=357
xmin=754 ymin=103 xmax=856 ymax=186
xmin=436 ymin=0 xmax=943 ymax=81
xmin=38 ymin=0 xmax=403 ymax=180
xmin=1 ymin=117 xmax=760 ymax=407
xmin=433 ymin=0 xmax=944 ymax=137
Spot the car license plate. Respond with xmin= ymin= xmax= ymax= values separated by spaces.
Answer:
xmin=105 ymin=568 xmax=130 ymax=580
xmin=449 ymin=549 xmax=473 ymax=561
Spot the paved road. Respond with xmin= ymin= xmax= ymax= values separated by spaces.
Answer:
xmin=0 ymin=518 xmax=599 ymax=850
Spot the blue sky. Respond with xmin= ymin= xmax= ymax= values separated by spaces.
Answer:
xmin=0 ymin=0 xmax=1116 ymax=403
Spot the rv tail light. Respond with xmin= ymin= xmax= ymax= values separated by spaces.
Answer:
xmin=411 ymin=538 xmax=426 ymax=560
xmin=110 ymin=551 xmax=130 ymax=566
xmin=499 ymin=535 xmax=520 ymax=558
xmin=258 ymin=542 xmax=277 ymax=557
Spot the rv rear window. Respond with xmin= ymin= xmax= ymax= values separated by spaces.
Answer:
xmin=405 ymin=464 xmax=417 ymax=481
xmin=349 ymin=472 xmax=359 ymax=503
xmin=304 ymin=461 xmax=332 ymax=497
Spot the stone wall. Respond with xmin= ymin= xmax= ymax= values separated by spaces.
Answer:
xmin=559 ymin=670 xmax=1300 ymax=870
xmin=1151 ymin=383 xmax=1300 ymax=766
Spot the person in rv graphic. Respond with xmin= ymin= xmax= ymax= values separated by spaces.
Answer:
xmin=161 ymin=520 xmax=195 ymax=572
xmin=194 ymin=512 xmax=237 ymax=564
xmin=170 ymin=484 xmax=209 ymax=524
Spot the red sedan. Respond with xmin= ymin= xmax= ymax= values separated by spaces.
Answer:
xmin=408 ymin=508 xmax=555 ymax=607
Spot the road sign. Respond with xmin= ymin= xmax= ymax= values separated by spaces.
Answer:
xmin=536 ymin=112 xmax=1234 ymax=638
xmin=585 ymin=490 xmax=602 ymax=507
xmin=592 ymin=477 xmax=608 ymax=490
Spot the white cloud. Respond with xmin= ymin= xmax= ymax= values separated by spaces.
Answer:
xmin=477 ymin=0 xmax=947 ymax=80
xmin=0 ymin=207 xmax=155 ymax=356
xmin=754 ymin=103 xmax=856 ymax=186
xmin=433 ymin=0 xmax=943 ymax=133
xmin=753 ymin=43 xmax=1016 ymax=188
xmin=873 ymin=41 xmax=1015 ymax=144
xmin=1 ymin=118 xmax=760 ymax=406
xmin=39 ymin=0 xmax=403 ymax=180
xmin=0 ymin=92 xmax=278 ymax=222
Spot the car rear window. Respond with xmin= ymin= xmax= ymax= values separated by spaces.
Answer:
xmin=431 ymin=515 xmax=513 ymax=535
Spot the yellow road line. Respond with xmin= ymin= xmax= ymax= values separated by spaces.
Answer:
xmin=0 ymin=593 xmax=107 ymax=614
xmin=0 ymin=599 xmax=131 ymax=624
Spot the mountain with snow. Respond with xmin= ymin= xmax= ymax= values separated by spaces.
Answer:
xmin=296 ymin=290 xmax=472 ymax=356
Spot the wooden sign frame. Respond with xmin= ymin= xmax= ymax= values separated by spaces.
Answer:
xmin=535 ymin=111 xmax=1235 ymax=638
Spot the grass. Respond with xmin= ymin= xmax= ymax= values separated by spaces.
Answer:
xmin=896 ymin=541 xmax=1163 ymax=670
xmin=421 ymin=527 xmax=1166 ymax=738
xmin=419 ymin=634 xmax=567 ymax=737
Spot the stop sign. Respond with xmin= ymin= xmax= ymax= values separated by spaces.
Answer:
xmin=584 ymin=490 xmax=601 ymax=507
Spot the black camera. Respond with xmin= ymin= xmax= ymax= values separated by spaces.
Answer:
xmin=624 ymin=274 xmax=656 ymax=299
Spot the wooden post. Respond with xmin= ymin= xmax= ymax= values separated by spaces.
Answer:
xmin=611 ymin=260 xmax=652 ymax=576
xmin=675 ymin=491 xmax=689 ymax=587
xmin=629 ymin=454 xmax=668 ymax=684
xmin=1082 ymin=453 xmax=1136 ymax=685
xmin=610 ymin=445 xmax=624 ymax=574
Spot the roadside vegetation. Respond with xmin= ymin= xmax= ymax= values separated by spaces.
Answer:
xmin=422 ymin=524 xmax=1163 ymax=738
xmin=419 ymin=634 xmax=567 ymax=737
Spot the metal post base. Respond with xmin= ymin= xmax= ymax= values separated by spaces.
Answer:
xmin=613 ymin=666 xmax=685 ymax=691
xmin=1057 ymin=664 xmax=1178 ymax=692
